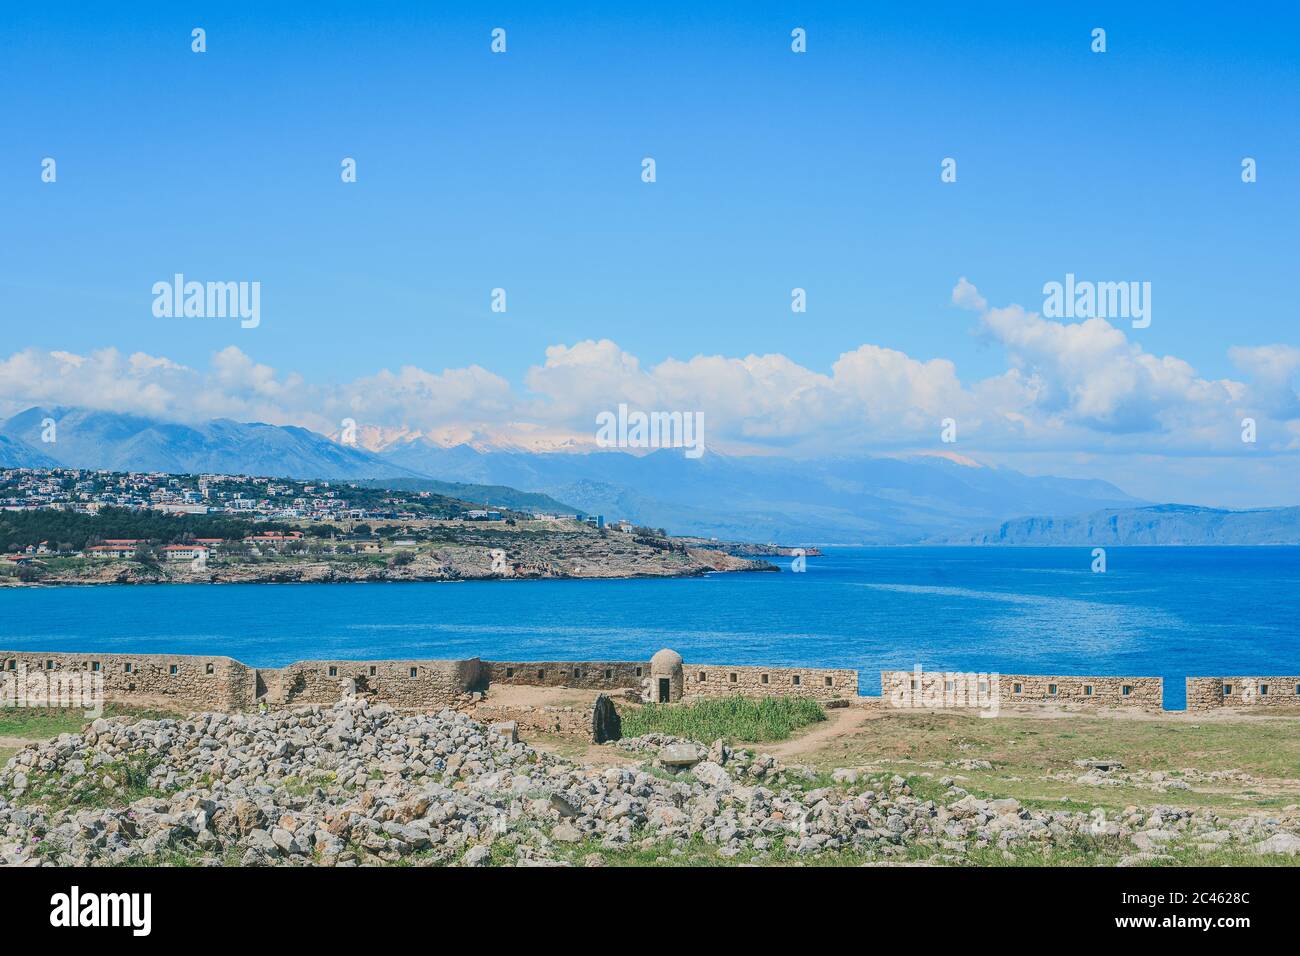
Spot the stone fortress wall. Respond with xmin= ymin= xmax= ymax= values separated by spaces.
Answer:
xmin=682 ymin=664 xmax=858 ymax=702
xmin=1186 ymin=676 xmax=1300 ymax=712
xmin=3 ymin=649 xmax=1298 ymax=717
xmin=0 ymin=651 xmax=254 ymax=711
xmin=261 ymin=658 xmax=484 ymax=709
xmin=482 ymin=660 xmax=645 ymax=692
xmin=876 ymin=670 xmax=1165 ymax=712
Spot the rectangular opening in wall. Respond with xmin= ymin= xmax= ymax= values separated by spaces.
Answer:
xmin=205 ymin=663 xmax=214 ymax=675
xmin=604 ymin=669 xmax=612 ymax=679
xmin=761 ymin=673 xmax=769 ymax=685
xmin=538 ymin=669 xmax=545 ymax=679
xmin=5 ymin=659 xmax=14 ymax=671
xmin=1122 ymin=685 xmax=1132 ymax=696
xmin=409 ymin=667 xmax=418 ymax=678
xmin=978 ymin=681 xmax=988 ymax=694
xmin=1260 ymin=684 xmax=1269 ymax=695
xmin=944 ymin=680 xmax=954 ymax=692
xmin=328 ymin=666 xmax=338 ymax=677
xmin=635 ymin=667 xmax=643 ymax=677
xmin=573 ymin=669 xmax=582 ymax=679
xmin=910 ymin=679 xmax=919 ymax=690
xmin=1047 ymin=683 xmax=1057 ymax=695
xmin=45 ymin=660 xmax=54 ymax=671
xmin=92 ymin=661 xmax=101 ymax=672
xmin=792 ymin=675 xmax=801 ymax=686
xmin=505 ymin=667 xmax=514 ymax=678
xmin=729 ymin=673 xmax=738 ymax=683
xmin=169 ymin=664 xmax=178 ymax=676
xmin=1224 ymin=684 xmax=1233 ymax=696
xmin=1013 ymin=682 xmax=1022 ymax=694
xmin=699 ymin=671 xmax=707 ymax=682
xmin=825 ymin=677 xmax=833 ymax=687
xmin=369 ymin=666 xmax=376 ymax=676
xmin=1083 ymin=685 xmax=1093 ymax=696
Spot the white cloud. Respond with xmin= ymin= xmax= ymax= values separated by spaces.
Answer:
xmin=2 ymin=280 xmax=1297 ymax=458
xmin=951 ymin=276 xmax=987 ymax=311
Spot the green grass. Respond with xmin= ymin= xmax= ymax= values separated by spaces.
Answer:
xmin=620 ymin=696 xmax=826 ymax=743
xmin=0 ymin=703 xmax=176 ymax=740
xmin=795 ymin=711 xmax=1300 ymax=816
xmin=518 ymin=825 xmax=1300 ymax=868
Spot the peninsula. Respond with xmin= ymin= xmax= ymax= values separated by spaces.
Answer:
xmin=0 ymin=468 xmax=774 ymax=585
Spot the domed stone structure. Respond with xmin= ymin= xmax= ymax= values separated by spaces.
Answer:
xmin=649 ymin=648 xmax=684 ymax=703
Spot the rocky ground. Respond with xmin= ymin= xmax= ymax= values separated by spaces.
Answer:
xmin=14 ymin=535 xmax=771 ymax=586
xmin=2 ymin=699 xmax=1298 ymax=867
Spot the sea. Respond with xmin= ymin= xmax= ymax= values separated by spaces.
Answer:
xmin=2 ymin=547 xmax=1297 ymax=709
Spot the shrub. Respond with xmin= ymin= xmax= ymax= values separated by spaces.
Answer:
xmin=620 ymin=696 xmax=826 ymax=743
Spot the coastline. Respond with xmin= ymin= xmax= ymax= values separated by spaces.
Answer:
xmin=0 ymin=547 xmax=777 ymax=587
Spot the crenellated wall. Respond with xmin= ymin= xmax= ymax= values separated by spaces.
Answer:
xmin=6 ymin=648 xmax=1296 ymax=718
xmin=483 ymin=659 xmax=858 ymax=703
xmin=1186 ymin=677 xmax=1300 ymax=712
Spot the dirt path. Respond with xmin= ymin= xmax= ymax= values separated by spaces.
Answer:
xmin=762 ymin=706 xmax=876 ymax=761
xmin=0 ymin=736 xmax=38 ymax=750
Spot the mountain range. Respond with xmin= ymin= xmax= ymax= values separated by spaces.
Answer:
xmin=4 ymin=405 xmax=1295 ymax=545
xmin=934 ymin=503 xmax=1300 ymax=546
xmin=364 ymin=435 xmax=1146 ymax=543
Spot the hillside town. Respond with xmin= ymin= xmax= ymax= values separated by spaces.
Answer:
xmin=0 ymin=466 xmax=613 ymax=524
xmin=0 ymin=468 xmax=753 ymax=584
xmin=0 ymin=467 xmax=625 ymax=553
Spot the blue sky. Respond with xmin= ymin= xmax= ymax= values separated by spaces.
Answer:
xmin=2 ymin=3 xmax=1299 ymax=504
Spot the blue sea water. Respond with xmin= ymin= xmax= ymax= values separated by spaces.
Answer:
xmin=1 ymin=547 xmax=1297 ymax=709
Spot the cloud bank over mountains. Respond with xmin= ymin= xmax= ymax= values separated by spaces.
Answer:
xmin=3 ymin=282 xmax=1297 ymax=462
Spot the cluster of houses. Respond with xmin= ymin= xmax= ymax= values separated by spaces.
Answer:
xmin=3 ymin=470 xmax=637 ymax=535
xmin=3 ymin=531 xmax=312 ymax=566
xmin=529 ymin=512 xmax=622 ymax=531
xmin=0 ymin=468 xmax=438 ymax=523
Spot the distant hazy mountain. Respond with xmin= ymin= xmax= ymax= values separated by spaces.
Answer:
xmin=935 ymin=504 xmax=1300 ymax=546
xmin=371 ymin=438 xmax=1147 ymax=544
xmin=0 ymin=407 xmax=420 ymax=481
xmin=0 ymin=433 xmax=61 ymax=468
xmin=0 ymin=405 xmax=1168 ymax=543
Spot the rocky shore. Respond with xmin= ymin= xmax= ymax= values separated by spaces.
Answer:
xmin=7 ymin=538 xmax=772 ymax=587
xmin=2 ymin=699 xmax=1297 ymax=867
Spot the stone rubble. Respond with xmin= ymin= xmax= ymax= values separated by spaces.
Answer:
xmin=1 ymin=698 xmax=1297 ymax=867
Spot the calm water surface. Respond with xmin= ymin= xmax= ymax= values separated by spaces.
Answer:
xmin=2 ymin=547 xmax=1297 ymax=709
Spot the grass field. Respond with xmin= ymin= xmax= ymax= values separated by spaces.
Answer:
xmin=0 ymin=703 xmax=175 ymax=740
xmin=526 ymin=830 xmax=1296 ymax=868
xmin=786 ymin=710 xmax=1300 ymax=815
xmin=619 ymin=696 xmax=826 ymax=742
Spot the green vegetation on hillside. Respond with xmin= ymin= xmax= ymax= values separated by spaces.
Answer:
xmin=355 ymin=477 xmax=577 ymax=514
xmin=0 ymin=507 xmax=291 ymax=551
